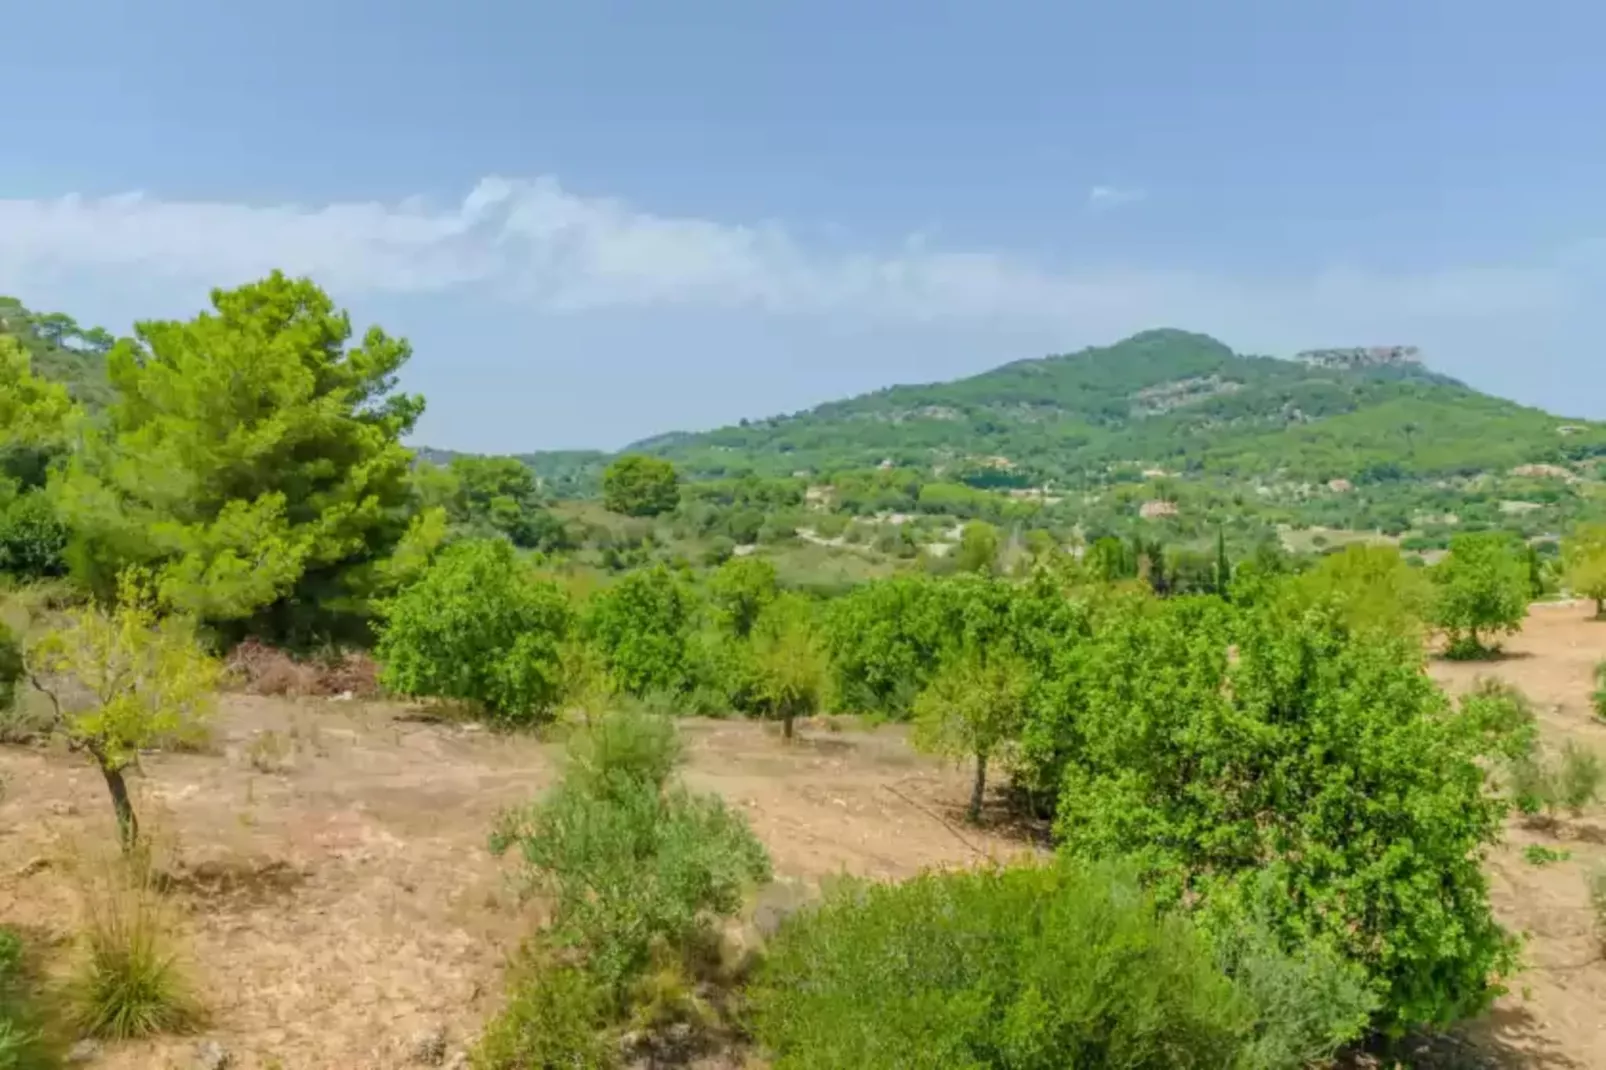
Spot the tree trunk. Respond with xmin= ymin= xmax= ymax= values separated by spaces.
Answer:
xmin=968 ymin=752 xmax=988 ymax=824
xmin=98 ymin=761 xmax=138 ymax=852
xmin=782 ymin=711 xmax=794 ymax=740
xmin=1596 ymin=597 xmax=1604 ymax=620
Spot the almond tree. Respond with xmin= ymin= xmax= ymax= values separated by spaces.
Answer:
xmin=27 ymin=573 xmax=219 ymax=850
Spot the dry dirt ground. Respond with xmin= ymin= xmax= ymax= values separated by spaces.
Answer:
xmin=0 ymin=702 xmax=1035 ymax=1069
xmin=1 ymin=602 xmax=1604 ymax=1069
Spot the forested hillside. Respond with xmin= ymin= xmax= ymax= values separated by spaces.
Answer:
xmin=604 ymin=329 xmax=1606 ymax=485
xmin=0 ymin=296 xmax=114 ymax=409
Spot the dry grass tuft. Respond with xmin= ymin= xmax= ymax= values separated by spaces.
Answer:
xmin=65 ymin=842 xmax=204 ymax=1040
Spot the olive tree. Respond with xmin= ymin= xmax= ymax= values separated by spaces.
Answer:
xmin=749 ymin=594 xmax=828 ymax=740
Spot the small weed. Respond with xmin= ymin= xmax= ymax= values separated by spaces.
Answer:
xmin=243 ymin=730 xmax=294 ymax=774
xmin=1588 ymin=867 xmax=1606 ymax=959
xmin=1508 ymin=742 xmax=1604 ymax=827
xmin=1522 ymin=844 xmax=1571 ymax=866
xmin=67 ymin=845 xmax=203 ymax=1040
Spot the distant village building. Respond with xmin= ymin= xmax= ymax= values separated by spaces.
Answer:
xmin=1327 ymin=478 xmax=1353 ymax=493
xmin=1139 ymin=500 xmax=1179 ymax=520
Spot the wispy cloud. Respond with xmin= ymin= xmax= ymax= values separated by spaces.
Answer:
xmin=1086 ymin=185 xmax=1146 ymax=212
xmin=0 ymin=176 xmax=1579 ymax=355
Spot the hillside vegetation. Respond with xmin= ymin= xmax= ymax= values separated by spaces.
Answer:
xmin=530 ymin=329 xmax=1606 ymax=489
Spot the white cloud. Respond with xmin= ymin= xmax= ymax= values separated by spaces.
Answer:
xmin=0 ymin=175 xmax=1581 ymax=358
xmin=1086 ymin=185 xmax=1146 ymax=212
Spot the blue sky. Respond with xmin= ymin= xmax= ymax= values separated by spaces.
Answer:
xmin=3 ymin=0 xmax=1603 ymax=452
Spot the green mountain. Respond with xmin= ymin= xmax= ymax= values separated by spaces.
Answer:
xmin=585 ymin=329 xmax=1606 ymax=487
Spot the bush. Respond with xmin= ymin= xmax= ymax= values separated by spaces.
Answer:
xmin=0 ymin=623 xmax=20 ymax=714
xmin=1457 ymin=678 xmax=1539 ymax=761
xmin=1509 ymin=742 xmax=1604 ymax=826
xmin=585 ymin=566 xmax=701 ymax=700
xmin=748 ymin=858 xmax=1370 ymax=1070
xmin=472 ymin=960 xmax=613 ymax=1070
xmin=0 ymin=491 xmax=67 ymax=580
xmin=490 ymin=711 xmax=771 ymax=1001
xmin=378 ymin=539 xmax=572 ymax=725
xmin=1593 ymin=660 xmax=1606 ymax=723
xmin=0 ymin=927 xmax=53 ymax=1070
xmin=1050 ymin=595 xmax=1517 ymax=1031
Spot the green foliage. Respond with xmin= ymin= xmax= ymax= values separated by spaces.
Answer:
xmin=1508 ymin=742 xmax=1602 ymax=827
xmin=1282 ymin=543 xmax=1431 ymax=639
xmin=1521 ymin=845 xmax=1570 ymax=866
xmin=472 ymin=960 xmax=613 ymax=1070
xmin=490 ymin=711 xmax=771 ymax=1001
xmin=0 ymin=927 xmax=53 ymax=1070
xmin=585 ymin=566 xmax=700 ymax=698
xmin=1432 ymin=532 xmax=1530 ymax=658
xmin=1563 ymin=522 xmax=1606 ymax=616
xmin=0 ymin=491 xmax=68 ymax=579
xmin=913 ymin=648 xmax=1032 ymax=821
xmin=602 ymin=454 xmax=680 ymax=517
xmin=707 ymin=556 xmax=778 ymax=638
xmin=1589 ymin=867 xmax=1606 ymax=958
xmin=0 ymin=623 xmax=19 ymax=715
xmin=1593 ymin=660 xmax=1606 ymax=723
xmin=1457 ymin=678 xmax=1539 ymax=762
xmin=953 ymin=520 xmax=1000 ymax=575
xmin=51 ymin=273 xmax=424 ymax=643
xmin=377 ymin=539 xmax=572 ymax=724
xmin=28 ymin=573 xmax=220 ymax=849
xmin=748 ymin=593 xmax=828 ymax=739
xmin=1049 ymin=594 xmax=1517 ymax=1032
xmin=748 ymin=857 xmax=1371 ymax=1070
xmin=444 ymin=455 xmax=571 ymax=551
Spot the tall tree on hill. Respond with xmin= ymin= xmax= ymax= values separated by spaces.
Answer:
xmin=51 ymin=273 xmax=426 ymax=643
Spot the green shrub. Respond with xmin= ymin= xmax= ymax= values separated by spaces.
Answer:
xmin=1050 ymin=595 xmax=1516 ymax=1032
xmin=1509 ymin=742 xmax=1604 ymax=825
xmin=472 ymin=961 xmax=613 ymax=1070
xmin=490 ymin=712 xmax=770 ymax=1001
xmin=1592 ymin=660 xmax=1606 ymax=723
xmin=377 ymin=539 xmax=572 ymax=725
xmin=0 ymin=491 xmax=68 ymax=580
xmin=585 ymin=565 xmax=701 ymax=700
xmin=748 ymin=858 xmax=1370 ymax=1070
xmin=0 ymin=927 xmax=53 ymax=1070
xmin=561 ymin=708 xmax=682 ymax=802
xmin=1457 ymin=677 xmax=1539 ymax=761
xmin=1589 ymin=867 xmax=1606 ymax=958
xmin=0 ymin=623 xmax=20 ymax=714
